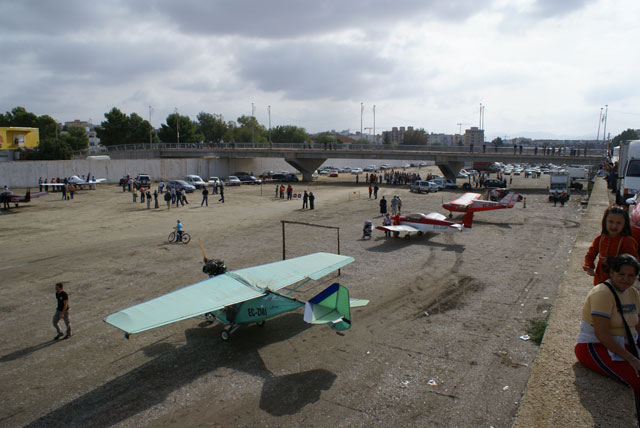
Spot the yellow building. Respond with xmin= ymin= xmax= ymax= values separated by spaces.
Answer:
xmin=0 ymin=127 xmax=40 ymax=150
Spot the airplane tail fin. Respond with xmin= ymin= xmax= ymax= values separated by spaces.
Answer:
xmin=461 ymin=212 xmax=474 ymax=229
xmin=304 ymin=283 xmax=352 ymax=331
xmin=24 ymin=189 xmax=31 ymax=202
xmin=86 ymin=171 xmax=91 ymax=182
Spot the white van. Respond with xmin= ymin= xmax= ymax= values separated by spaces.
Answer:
xmin=184 ymin=175 xmax=206 ymax=189
xmin=618 ymin=140 xmax=640 ymax=201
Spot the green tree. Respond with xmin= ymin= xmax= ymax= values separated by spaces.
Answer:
xmin=37 ymin=115 xmax=60 ymax=141
xmin=128 ymin=113 xmax=157 ymax=144
xmin=158 ymin=113 xmax=202 ymax=143
xmin=97 ymin=107 xmax=129 ymax=146
xmin=36 ymin=138 xmax=72 ymax=160
xmin=8 ymin=106 xmax=38 ymax=127
xmin=383 ymin=133 xmax=391 ymax=145
xmin=62 ymin=125 xmax=89 ymax=151
xmin=270 ymin=125 xmax=308 ymax=144
xmin=225 ymin=115 xmax=267 ymax=143
xmin=314 ymin=133 xmax=336 ymax=146
xmin=197 ymin=112 xmax=228 ymax=142
xmin=402 ymin=129 xmax=428 ymax=146
xmin=611 ymin=129 xmax=639 ymax=148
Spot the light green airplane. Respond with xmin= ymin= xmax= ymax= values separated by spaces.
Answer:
xmin=105 ymin=252 xmax=368 ymax=341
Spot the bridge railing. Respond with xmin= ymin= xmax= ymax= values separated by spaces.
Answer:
xmin=101 ymin=142 xmax=607 ymax=156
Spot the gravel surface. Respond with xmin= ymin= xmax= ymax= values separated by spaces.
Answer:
xmin=0 ymin=169 xmax=586 ymax=427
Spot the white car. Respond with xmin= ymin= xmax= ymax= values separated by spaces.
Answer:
xmin=226 ymin=176 xmax=242 ymax=186
xmin=351 ymin=168 xmax=363 ymax=175
xmin=207 ymin=177 xmax=221 ymax=186
xmin=184 ymin=175 xmax=206 ymax=189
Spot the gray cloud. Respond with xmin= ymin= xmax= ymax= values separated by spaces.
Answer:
xmin=233 ymin=41 xmax=394 ymax=100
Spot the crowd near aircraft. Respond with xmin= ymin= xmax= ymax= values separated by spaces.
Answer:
xmin=105 ymin=252 xmax=368 ymax=341
xmin=442 ymin=191 xmax=522 ymax=216
xmin=376 ymin=211 xmax=474 ymax=239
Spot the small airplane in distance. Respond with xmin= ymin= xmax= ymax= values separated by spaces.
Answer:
xmin=105 ymin=252 xmax=368 ymax=341
xmin=442 ymin=191 xmax=522 ymax=217
xmin=42 ymin=172 xmax=107 ymax=189
xmin=376 ymin=211 xmax=474 ymax=239
xmin=0 ymin=189 xmax=48 ymax=208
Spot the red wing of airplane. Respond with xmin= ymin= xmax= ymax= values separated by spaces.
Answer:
xmin=443 ymin=191 xmax=521 ymax=214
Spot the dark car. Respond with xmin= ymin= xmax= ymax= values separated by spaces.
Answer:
xmin=166 ymin=180 xmax=196 ymax=193
xmin=483 ymin=179 xmax=506 ymax=188
xmin=236 ymin=174 xmax=262 ymax=184
xmin=271 ymin=173 xmax=299 ymax=182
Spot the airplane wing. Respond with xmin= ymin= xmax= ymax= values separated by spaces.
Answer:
xmin=41 ymin=183 xmax=65 ymax=187
xmin=448 ymin=193 xmax=481 ymax=207
xmin=376 ymin=225 xmax=420 ymax=233
xmin=104 ymin=252 xmax=354 ymax=335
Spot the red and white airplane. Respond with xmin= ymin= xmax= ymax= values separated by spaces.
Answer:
xmin=376 ymin=211 xmax=474 ymax=239
xmin=442 ymin=191 xmax=521 ymax=216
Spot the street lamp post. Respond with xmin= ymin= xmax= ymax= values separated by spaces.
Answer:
xmin=360 ymin=102 xmax=363 ymax=141
xmin=251 ymin=103 xmax=255 ymax=146
xmin=175 ymin=107 xmax=179 ymax=144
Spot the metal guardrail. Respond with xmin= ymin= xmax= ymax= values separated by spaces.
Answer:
xmin=98 ymin=142 xmax=607 ymax=156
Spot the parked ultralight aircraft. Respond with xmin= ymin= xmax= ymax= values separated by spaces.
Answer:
xmin=0 ymin=189 xmax=48 ymax=208
xmin=442 ymin=191 xmax=522 ymax=216
xmin=105 ymin=252 xmax=368 ymax=341
xmin=42 ymin=172 xmax=106 ymax=189
xmin=376 ymin=211 xmax=474 ymax=239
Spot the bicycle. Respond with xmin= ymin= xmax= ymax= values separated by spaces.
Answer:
xmin=168 ymin=228 xmax=191 ymax=244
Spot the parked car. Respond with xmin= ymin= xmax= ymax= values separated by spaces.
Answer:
xmin=184 ymin=175 xmax=206 ymax=189
xmin=410 ymin=180 xmax=438 ymax=193
xmin=236 ymin=174 xmax=261 ymax=184
xmin=166 ymin=180 xmax=196 ymax=193
xmin=207 ymin=177 xmax=221 ymax=186
xmin=351 ymin=168 xmax=363 ymax=175
xmin=329 ymin=170 xmax=339 ymax=177
xmin=271 ymin=173 xmax=299 ymax=182
xmin=363 ymin=165 xmax=377 ymax=172
xmin=483 ymin=179 xmax=506 ymax=188
xmin=429 ymin=178 xmax=458 ymax=189
xmin=339 ymin=167 xmax=352 ymax=173
xmin=134 ymin=174 xmax=151 ymax=189
xmin=226 ymin=176 xmax=242 ymax=186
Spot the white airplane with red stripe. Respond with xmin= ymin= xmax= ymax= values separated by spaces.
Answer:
xmin=376 ymin=211 xmax=474 ymax=239
xmin=442 ymin=191 xmax=521 ymax=216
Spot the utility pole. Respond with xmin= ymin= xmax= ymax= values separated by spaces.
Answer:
xmin=479 ymin=103 xmax=482 ymax=129
xmin=360 ymin=102 xmax=364 ymax=141
xmin=596 ymin=107 xmax=603 ymax=142
xmin=268 ymin=105 xmax=271 ymax=143
xmin=457 ymin=123 xmax=462 ymax=134
xmin=373 ymin=105 xmax=376 ymax=144
xmin=175 ymin=107 xmax=179 ymax=144
xmin=149 ymin=105 xmax=153 ymax=144
xmin=251 ymin=103 xmax=256 ymax=143
xmin=602 ymin=104 xmax=609 ymax=146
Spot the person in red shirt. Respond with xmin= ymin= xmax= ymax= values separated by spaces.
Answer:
xmin=584 ymin=205 xmax=638 ymax=285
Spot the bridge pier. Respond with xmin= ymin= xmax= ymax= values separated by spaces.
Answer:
xmin=284 ymin=157 xmax=327 ymax=181
xmin=436 ymin=161 xmax=463 ymax=182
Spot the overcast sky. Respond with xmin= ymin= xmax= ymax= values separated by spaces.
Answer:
xmin=1 ymin=0 xmax=638 ymax=141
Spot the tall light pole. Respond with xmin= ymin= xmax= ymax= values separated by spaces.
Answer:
xmin=373 ymin=105 xmax=376 ymax=144
xmin=149 ymin=105 xmax=153 ymax=144
xmin=602 ymin=104 xmax=609 ymax=146
xmin=596 ymin=107 xmax=603 ymax=142
xmin=268 ymin=105 xmax=271 ymax=143
xmin=251 ymin=102 xmax=255 ymax=146
xmin=360 ymin=102 xmax=364 ymax=141
xmin=175 ymin=107 xmax=179 ymax=144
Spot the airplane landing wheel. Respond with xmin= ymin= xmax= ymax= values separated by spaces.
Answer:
xmin=256 ymin=320 xmax=265 ymax=327
xmin=417 ymin=231 xmax=423 ymax=236
xmin=404 ymin=234 xmax=411 ymax=240
xmin=220 ymin=330 xmax=230 ymax=341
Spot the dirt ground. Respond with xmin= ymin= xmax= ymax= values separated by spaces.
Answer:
xmin=0 ymin=169 xmax=587 ymax=428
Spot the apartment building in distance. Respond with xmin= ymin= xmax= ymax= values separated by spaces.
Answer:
xmin=463 ymin=126 xmax=485 ymax=147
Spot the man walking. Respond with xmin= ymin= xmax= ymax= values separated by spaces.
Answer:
xmin=53 ymin=282 xmax=71 ymax=340
xmin=219 ymin=182 xmax=225 ymax=203
xmin=201 ymin=187 xmax=209 ymax=207
xmin=302 ymin=190 xmax=309 ymax=209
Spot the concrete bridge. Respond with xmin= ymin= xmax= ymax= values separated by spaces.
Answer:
xmin=104 ymin=142 xmax=606 ymax=181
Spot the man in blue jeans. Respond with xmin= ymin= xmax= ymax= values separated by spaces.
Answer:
xmin=176 ymin=220 xmax=183 ymax=241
